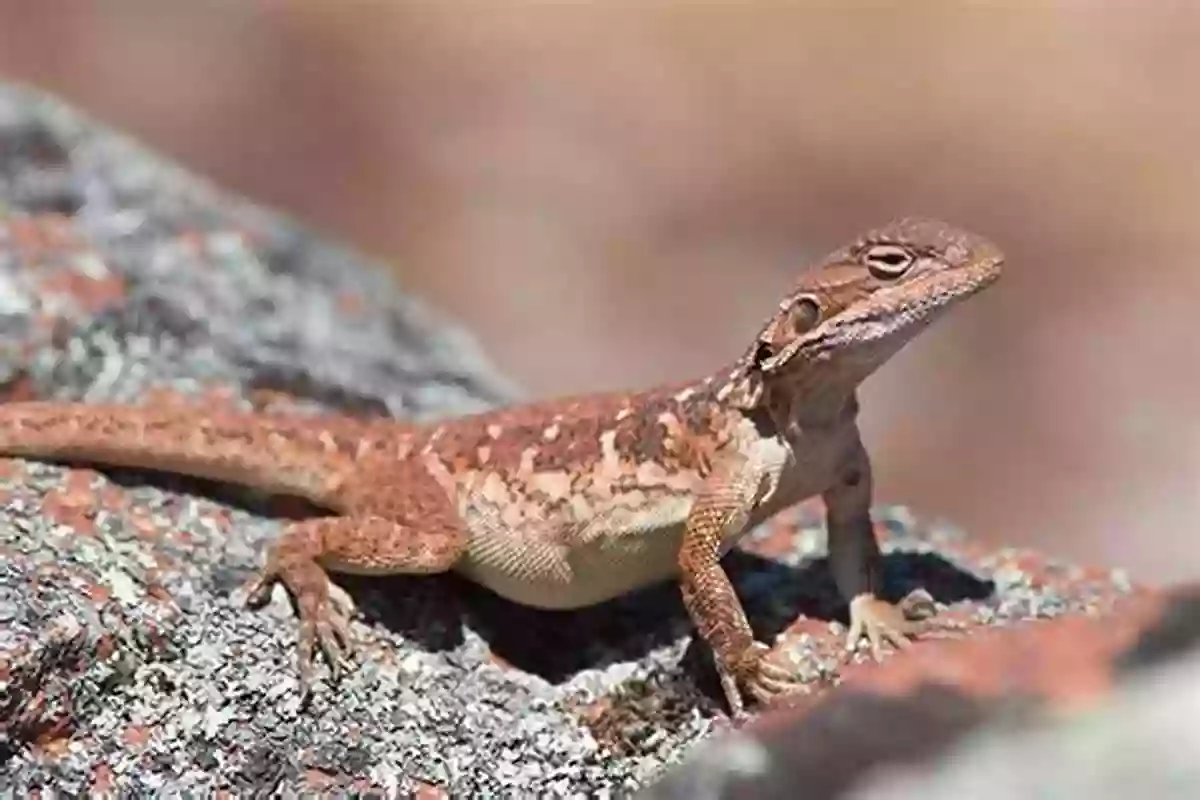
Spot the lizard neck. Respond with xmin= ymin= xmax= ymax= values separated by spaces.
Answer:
xmin=703 ymin=357 xmax=861 ymax=444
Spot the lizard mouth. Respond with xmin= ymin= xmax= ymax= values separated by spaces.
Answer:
xmin=880 ymin=245 xmax=1003 ymax=318
xmin=842 ymin=247 xmax=1002 ymax=343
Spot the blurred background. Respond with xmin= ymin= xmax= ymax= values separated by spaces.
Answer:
xmin=0 ymin=1 xmax=1196 ymax=583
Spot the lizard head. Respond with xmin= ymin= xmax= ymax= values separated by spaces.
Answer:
xmin=721 ymin=217 xmax=1003 ymax=413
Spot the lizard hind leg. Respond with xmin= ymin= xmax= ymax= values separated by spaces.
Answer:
xmin=244 ymin=513 xmax=467 ymax=694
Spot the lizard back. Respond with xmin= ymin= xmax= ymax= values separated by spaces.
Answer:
xmin=414 ymin=380 xmax=853 ymax=607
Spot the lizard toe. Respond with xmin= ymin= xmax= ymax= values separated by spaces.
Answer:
xmin=717 ymin=642 xmax=768 ymax=720
xmin=298 ymin=592 xmax=356 ymax=679
xmin=741 ymin=643 xmax=811 ymax=708
xmin=294 ymin=611 xmax=352 ymax=687
xmin=316 ymin=623 xmax=347 ymax=679
xmin=296 ymin=621 xmax=318 ymax=693
xmin=328 ymin=608 xmax=355 ymax=652
xmin=748 ymin=670 xmax=801 ymax=704
xmin=318 ymin=609 xmax=357 ymax=675
xmin=243 ymin=571 xmax=279 ymax=609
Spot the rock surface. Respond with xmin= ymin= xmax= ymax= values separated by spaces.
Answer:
xmin=644 ymin=586 xmax=1200 ymax=799
xmin=0 ymin=84 xmax=1191 ymax=797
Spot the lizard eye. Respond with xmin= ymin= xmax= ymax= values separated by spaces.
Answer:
xmin=863 ymin=244 xmax=915 ymax=278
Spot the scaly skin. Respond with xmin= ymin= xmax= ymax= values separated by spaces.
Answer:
xmin=0 ymin=217 xmax=1003 ymax=716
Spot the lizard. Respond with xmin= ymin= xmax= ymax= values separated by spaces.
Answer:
xmin=0 ymin=217 xmax=1002 ymax=717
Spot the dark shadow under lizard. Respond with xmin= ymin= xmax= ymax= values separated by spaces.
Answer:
xmin=66 ymin=464 xmax=995 ymax=701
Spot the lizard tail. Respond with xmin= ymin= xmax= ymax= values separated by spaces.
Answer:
xmin=0 ymin=401 xmax=359 ymax=507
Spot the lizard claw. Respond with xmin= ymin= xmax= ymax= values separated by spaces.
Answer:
xmin=746 ymin=647 xmax=808 ymax=702
xmin=296 ymin=605 xmax=355 ymax=694
xmin=720 ymin=642 xmax=811 ymax=720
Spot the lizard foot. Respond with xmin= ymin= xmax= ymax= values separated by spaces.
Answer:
xmin=845 ymin=590 xmax=952 ymax=660
xmin=244 ymin=556 xmax=355 ymax=697
xmin=243 ymin=513 xmax=465 ymax=696
xmin=714 ymin=591 xmax=956 ymax=718
xmin=718 ymin=642 xmax=812 ymax=721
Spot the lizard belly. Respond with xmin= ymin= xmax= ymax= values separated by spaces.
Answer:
xmin=454 ymin=495 xmax=697 ymax=610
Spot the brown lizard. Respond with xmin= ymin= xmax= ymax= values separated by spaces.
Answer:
xmin=0 ymin=217 xmax=1002 ymax=717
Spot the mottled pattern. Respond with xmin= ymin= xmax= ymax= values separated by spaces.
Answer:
xmin=398 ymin=383 xmax=747 ymax=608
xmin=0 ymin=218 xmax=1003 ymax=712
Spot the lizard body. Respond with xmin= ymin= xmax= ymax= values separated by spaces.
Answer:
xmin=0 ymin=217 xmax=1003 ymax=716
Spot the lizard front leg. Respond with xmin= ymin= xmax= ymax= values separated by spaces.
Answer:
xmin=677 ymin=460 xmax=798 ymax=718
xmin=826 ymin=437 xmax=930 ymax=659
xmin=678 ymin=439 xmax=934 ymax=717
